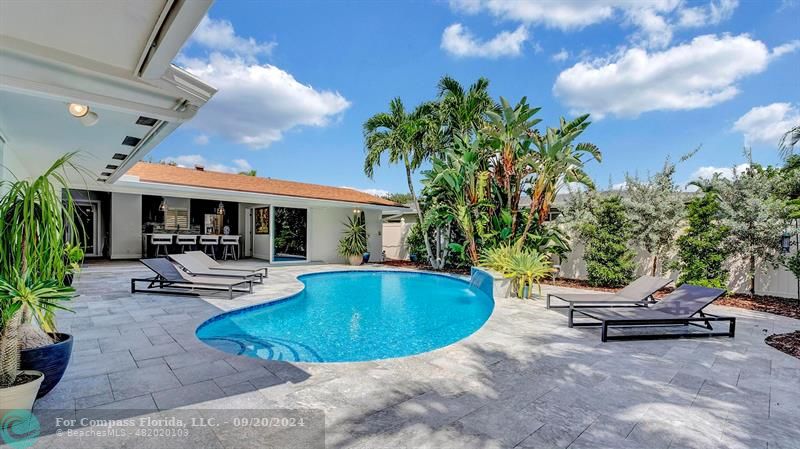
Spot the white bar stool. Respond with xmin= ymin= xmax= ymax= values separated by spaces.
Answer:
xmin=200 ymin=235 xmax=219 ymax=259
xmin=221 ymin=235 xmax=240 ymax=261
xmin=151 ymin=234 xmax=173 ymax=257
xmin=177 ymin=235 xmax=198 ymax=253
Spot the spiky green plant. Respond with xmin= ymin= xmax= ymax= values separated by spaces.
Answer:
xmin=480 ymin=244 xmax=553 ymax=298
xmin=337 ymin=215 xmax=368 ymax=258
xmin=0 ymin=152 xmax=83 ymax=353
xmin=0 ymin=274 xmax=75 ymax=387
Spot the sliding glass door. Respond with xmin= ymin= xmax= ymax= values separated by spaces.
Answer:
xmin=272 ymin=207 xmax=307 ymax=262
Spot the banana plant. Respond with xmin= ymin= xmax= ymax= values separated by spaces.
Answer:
xmin=516 ymin=114 xmax=601 ymax=249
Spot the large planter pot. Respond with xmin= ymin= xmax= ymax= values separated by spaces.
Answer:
xmin=20 ymin=333 xmax=73 ymax=398
xmin=362 ymin=252 xmax=370 ymax=264
xmin=0 ymin=370 xmax=44 ymax=411
xmin=348 ymin=255 xmax=364 ymax=266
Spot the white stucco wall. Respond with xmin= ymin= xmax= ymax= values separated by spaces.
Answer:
xmin=110 ymin=192 xmax=142 ymax=259
xmin=308 ymin=207 xmax=352 ymax=263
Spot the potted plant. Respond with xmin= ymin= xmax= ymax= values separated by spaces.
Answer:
xmin=62 ymin=244 xmax=84 ymax=287
xmin=480 ymin=244 xmax=554 ymax=299
xmin=0 ymin=153 xmax=83 ymax=398
xmin=338 ymin=216 xmax=368 ymax=265
xmin=0 ymin=274 xmax=75 ymax=410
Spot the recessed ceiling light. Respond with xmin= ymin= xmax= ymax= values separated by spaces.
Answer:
xmin=68 ymin=103 xmax=89 ymax=118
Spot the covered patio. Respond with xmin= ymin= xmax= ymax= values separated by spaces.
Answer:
xmin=33 ymin=261 xmax=800 ymax=449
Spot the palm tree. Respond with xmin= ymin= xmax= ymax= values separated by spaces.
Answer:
xmin=437 ymin=75 xmax=495 ymax=146
xmin=780 ymin=125 xmax=800 ymax=160
xmin=238 ymin=169 xmax=257 ymax=176
xmin=516 ymin=114 xmax=600 ymax=249
xmin=363 ymin=98 xmax=443 ymax=268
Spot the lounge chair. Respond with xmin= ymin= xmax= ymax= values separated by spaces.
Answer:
xmin=573 ymin=284 xmax=735 ymax=342
xmin=131 ymin=258 xmax=253 ymax=299
xmin=169 ymin=253 xmax=264 ymax=284
xmin=546 ymin=276 xmax=672 ymax=327
xmin=185 ymin=250 xmax=268 ymax=278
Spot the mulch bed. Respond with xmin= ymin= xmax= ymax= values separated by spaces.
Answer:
xmin=765 ymin=331 xmax=800 ymax=359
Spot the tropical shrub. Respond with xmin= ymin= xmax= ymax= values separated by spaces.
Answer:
xmin=580 ymin=195 xmax=636 ymax=287
xmin=673 ymin=192 xmax=729 ymax=289
xmin=715 ymin=164 xmax=786 ymax=296
xmin=337 ymin=215 xmax=368 ymax=258
xmin=480 ymin=244 xmax=554 ymax=298
xmin=405 ymin=223 xmax=427 ymax=262
xmin=624 ymin=157 xmax=687 ymax=276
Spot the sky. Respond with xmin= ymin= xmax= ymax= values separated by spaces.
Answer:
xmin=150 ymin=0 xmax=800 ymax=197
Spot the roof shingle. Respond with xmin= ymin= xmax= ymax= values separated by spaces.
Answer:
xmin=126 ymin=162 xmax=400 ymax=207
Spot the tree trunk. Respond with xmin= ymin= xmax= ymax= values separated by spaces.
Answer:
xmin=404 ymin=156 xmax=438 ymax=269
xmin=749 ymin=254 xmax=756 ymax=297
xmin=651 ymin=256 xmax=658 ymax=277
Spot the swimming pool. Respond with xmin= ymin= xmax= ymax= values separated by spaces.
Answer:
xmin=196 ymin=270 xmax=494 ymax=363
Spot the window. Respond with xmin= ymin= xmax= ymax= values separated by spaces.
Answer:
xmin=164 ymin=207 xmax=189 ymax=230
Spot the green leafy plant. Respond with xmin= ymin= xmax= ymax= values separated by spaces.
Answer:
xmin=673 ymin=192 xmax=729 ymax=290
xmin=0 ymin=152 xmax=83 ymax=336
xmin=580 ymin=195 xmax=636 ymax=287
xmin=786 ymin=251 xmax=800 ymax=288
xmin=405 ymin=223 xmax=427 ymax=262
xmin=0 ymin=273 xmax=76 ymax=387
xmin=337 ymin=215 xmax=368 ymax=257
xmin=480 ymin=244 xmax=553 ymax=298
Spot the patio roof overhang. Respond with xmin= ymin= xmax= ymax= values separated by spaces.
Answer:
xmin=0 ymin=0 xmax=216 ymax=183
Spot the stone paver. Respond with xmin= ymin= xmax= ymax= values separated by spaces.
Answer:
xmin=31 ymin=260 xmax=800 ymax=449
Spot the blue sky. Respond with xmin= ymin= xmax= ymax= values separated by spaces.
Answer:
xmin=151 ymin=0 xmax=800 ymax=196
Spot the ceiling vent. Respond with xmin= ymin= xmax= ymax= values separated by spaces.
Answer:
xmin=101 ymin=172 xmax=111 ymax=177
xmin=112 ymin=153 xmax=127 ymax=160
xmin=136 ymin=116 xmax=158 ymax=126
xmin=105 ymin=164 xmax=118 ymax=170
xmin=122 ymin=136 xmax=141 ymax=147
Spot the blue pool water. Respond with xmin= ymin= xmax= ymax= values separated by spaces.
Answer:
xmin=196 ymin=271 xmax=494 ymax=362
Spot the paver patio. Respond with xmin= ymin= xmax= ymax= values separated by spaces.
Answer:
xmin=32 ymin=261 xmax=800 ymax=449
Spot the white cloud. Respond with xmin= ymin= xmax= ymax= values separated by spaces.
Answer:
xmin=339 ymin=186 xmax=390 ymax=198
xmin=441 ymin=23 xmax=529 ymax=58
xmin=163 ymin=155 xmax=253 ymax=174
xmin=689 ymin=163 xmax=750 ymax=181
xmin=733 ymin=103 xmax=800 ymax=147
xmin=193 ymin=134 xmax=209 ymax=145
xmin=771 ymin=40 xmax=800 ymax=58
xmin=178 ymin=16 xmax=350 ymax=149
xmin=448 ymin=0 xmax=739 ymax=49
xmin=552 ymin=49 xmax=569 ymax=62
xmin=191 ymin=16 xmax=276 ymax=60
xmin=553 ymin=34 xmax=789 ymax=118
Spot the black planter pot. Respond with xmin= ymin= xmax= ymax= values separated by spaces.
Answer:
xmin=20 ymin=333 xmax=73 ymax=398
xmin=362 ymin=252 xmax=371 ymax=264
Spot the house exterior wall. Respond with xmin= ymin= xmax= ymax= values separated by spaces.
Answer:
xmin=557 ymin=241 xmax=799 ymax=299
xmin=110 ymin=192 xmax=142 ymax=259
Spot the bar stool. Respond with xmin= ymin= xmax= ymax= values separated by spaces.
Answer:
xmin=200 ymin=235 xmax=219 ymax=259
xmin=221 ymin=235 xmax=240 ymax=261
xmin=177 ymin=235 xmax=198 ymax=253
xmin=151 ymin=234 xmax=173 ymax=257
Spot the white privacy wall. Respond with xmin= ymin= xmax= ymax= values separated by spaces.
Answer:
xmin=110 ymin=192 xmax=142 ymax=259
xmin=307 ymin=207 xmax=383 ymax=263
xmin=557 ymin=242 xmax=799 ymax=299
xmin=383 ymin=221 xmax=414 ymax=260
